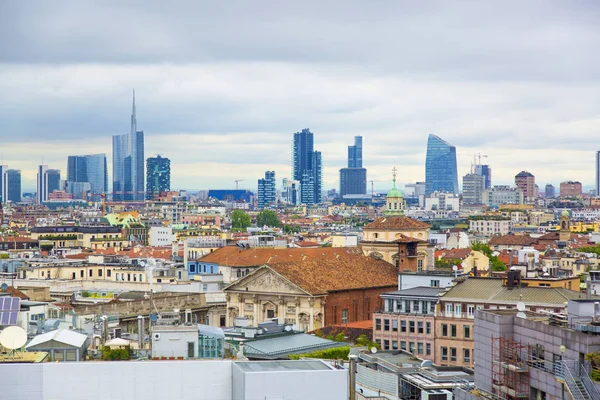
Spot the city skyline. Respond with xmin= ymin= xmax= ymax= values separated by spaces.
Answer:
xmin=2 ymin=2 xmax=600 ymax=192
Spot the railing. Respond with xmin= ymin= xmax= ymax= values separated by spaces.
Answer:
xmin=555 ymin=360 xmax=590 ymax=400
xmin=581 ymin=363 xmax=600 ymax=400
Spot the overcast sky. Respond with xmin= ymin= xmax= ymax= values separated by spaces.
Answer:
xmin=2 ymin=1 xmax=600 ymax=193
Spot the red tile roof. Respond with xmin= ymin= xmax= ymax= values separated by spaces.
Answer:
xmin=488 ymin=234 xmax=537 ymax=246
xmin=200 ymin=246 xmax=365 ymax=267
xmin=364 ymin=216 xmax=430 ymax=230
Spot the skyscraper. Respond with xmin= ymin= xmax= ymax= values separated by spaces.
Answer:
xmin=281 ymin=178 xmax=301 ymax=205
xmin=113 ymin=90 xmax=145 ymax=201
xmin=292 ymin=128 xmax=322 ymax=205
xmin=348 ymin=136 xmax=363 ymax=168
xmin=474 ymin=164 xmax=492 ymax=189
xmin=146 ymin=155 xmax=171 ymax=199
xmin=0 ymin=165 xmax=7 ymax=203
xmin=545 ymin=184 xmax=555 ymax=198
xmin=340 ymin=136 xmax=367 ymax=198
xmin=425 ymin=134 xmax=459 ymax=195
xmin=596 ymin=151 xmax=600 ymax=197
xmin=5 ymin=170 xmax=21 ymax=203
xmin=67 ymin=154 xmax=108 ymax=201
xmin=462 ymin=173 xmax=485 ymax=205
xmin=36 ymin=166 xmax=60 ymax=203
xmin=257 ymin=171 xmax=276 ymax=209
xmin=515 ymin=171 xmax=536 ymax=201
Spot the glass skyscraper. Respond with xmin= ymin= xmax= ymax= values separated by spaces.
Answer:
xmin=474 ymin=164 xmax=492 ymax=189
xmin=292 ymin=128 xmax=322 ymax=205
xmin=257 ymin=170 xmax=276 ymax=209
xmin=425 ymin=134 xmax=458 ymax=195
xmin=67 ymin=154 xmax=108 ymax=201
xmin=340 ymin=136 xmax=366 ymax=197
xmin=5 ymin=169 xmax=21 ymax=203
xmin=146 ymin=155 xmax=171 ymax=200
xmin=36 ymin=165 xmax=61 ymax=203
xmin=113 ymin=90 xmax=145 ymax=201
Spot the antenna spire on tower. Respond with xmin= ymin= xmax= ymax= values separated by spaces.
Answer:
xmin=392 ymin=166 xmax=397 ymax=188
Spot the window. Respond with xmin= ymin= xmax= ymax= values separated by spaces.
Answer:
xmin=464 ymin=348 xmax=471 ymax=363
xmin=451 ymin=347 xmax=457 ymax=362
xmin=442 ymin=347 xmax=448 ymax=361
xmin=409 ymin=321 xmax=415 ymax=333
xmin=401 ymin=341 xmax=407 ymax=351
xmin=190 ymin=264 xmax=196 ymax=273
xmin=426 ymin=322 xmax=431 ymax=334
xmin=417 ymin=342 xmax=424 ymax=355
xmin=392 ymin=341 xmax=398 ymax=350
xmin=442 ymin=324 xmax=448 ymax=337
xmin=409 ymin=342 xmax=415 ymax=353
xmin=80 ymin=270 xmax=84 ymax=278
xmin=375 ymin=318 xmax=381 ymax=330
xmin=401 ymin=320 xmax=407 ymax=332
xmin=413 ymin=301 xmax=420 ymax=312
xmin=418 ymin=321 xmax=424 ymax=334
xmin=392 ymin=320 xmax=398 ymax=332
xmin=430 ymin=279 xmax=440 ymax=287
xmin=455 ymin=304 xmax=462 ymax=315
xmin=107 ymin=269 xmax=111 ymax=277
xmin=98 ymin=269 xmax=103 ymax=277
xmin=430 ymin=302 xmax=436 ymax=313
xmin=417 ymin=259 xmax=423 ymax=271
xmin=202 ymin=284 xmax=208 ymax=292
xmin=467 ymin=305 xmax=475 ymax=316
xmin=446 ymin=304 xmax=453 ymax=315
xmin=383 ymin=319 xmax=389 ymax=331
xmin=464 ymin=325 xmax=471 ymax=339
xmin=451 ymin=324 xmax=457 ymax=338
xmin=342 ymin=309 xmax=349 ymax=324
xmin=383 ymin=340 xmax=389 ymax=350
xmin=426 ymin=343 xmax=431 ymax=355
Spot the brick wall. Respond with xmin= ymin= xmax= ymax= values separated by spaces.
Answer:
xmin=325 ymin=287 xmax=394 ymax=326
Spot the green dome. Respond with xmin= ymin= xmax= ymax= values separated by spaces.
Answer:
xmin=387 ymin=187 xmax=403 ymax=198
xmin=561 ymin=210 xmax=570 ymax=217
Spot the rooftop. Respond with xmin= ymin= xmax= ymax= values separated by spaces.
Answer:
xmin=364 ymin=216 xmax=430 ymax=230
xmin=382 ymin=286 xmax=446 ymax=298
xmin=234 ymin=360 xmax=333 ymax=372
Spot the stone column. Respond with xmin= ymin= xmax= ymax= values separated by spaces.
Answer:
xmin=237 ymin=293 xmax=244 ymax=318
xmin=295 ymin=297 xmax=301 ymax=328
xmin=308 ymin=297 xmax=315 ymax=331
xmin=278 ymin=296 xmax=285 ymax=323
xmin=253 ymin=294 xmax=260 ymax=324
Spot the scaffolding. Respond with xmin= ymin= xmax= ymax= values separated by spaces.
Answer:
xmin=491 ymin=336 xmax=530 ymax=399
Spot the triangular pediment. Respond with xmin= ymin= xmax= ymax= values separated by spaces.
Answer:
xmin=225 ymin=266 xmax=308 ymax=295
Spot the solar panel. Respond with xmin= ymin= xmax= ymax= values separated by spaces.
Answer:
xmin=0 ymin=297 xmax=21 ymax=326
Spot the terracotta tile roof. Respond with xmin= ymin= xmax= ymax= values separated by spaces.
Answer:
xmin=0 ymin=286 xmax=29 ymax=300
xmin=488 ymin=234 xmax=537 ymax=246
xmin=437 ymin=248 xmax=472 ymax=260
xmin=295 ymin=241 xmax=320 ymax=248
xmin=200 ymin=246 xmax=365 ymax=267
xmin=267 ymin=254 xmax=398 ymax=295
xmin=363 ymin=216 xmax=430 ymax=230
xmin=394 ymin=233 xmax=424 ymax=244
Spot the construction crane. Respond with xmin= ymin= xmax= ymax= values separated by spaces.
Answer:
xmin=473 ymin=153 xmax=488 ymax=173
xmin=235 ymin=180 xmax=245 ymax=189
xmin=368 ymin=180 xmax=382 ymax=199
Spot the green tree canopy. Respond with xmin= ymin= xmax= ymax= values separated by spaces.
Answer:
xmin=231 ymin=210 xmax=251 ymax=230
xmin=256 ymin=210 xmax=281 ymax=227
xmin=471 ymin=242 xmax=493 ymax=257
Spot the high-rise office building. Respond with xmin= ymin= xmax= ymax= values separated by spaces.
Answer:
xmin=425 ymin=134 xmax=459 ymax=195
xmin=281 ymin=178 xmax=301 ymax=205
xmin=257 ymin=171 xmax=276 ymax=209
xmin=515 ymin=171 xmax=536 ymax=201
xmin=292 ymin=128 xmax=322 ymax=205
xmin=4 ymin=169 xmax=21 ymax=203
xmin=36 ymin=165 xmax=60 ymax=203
xmin=545 ymin=184 xmax=555 ymax=198
xmin=462 ymin=173 xmax=485 ymax=205
xmin=559 ymin=181 xmax=583 ymax=198
xmin=146 ymin=155 xmax=171 ymax=200
xmin=66 ymin=154 xmax=108 ymax=201
xmin=113 ymin=90 xmax=145 ymax=201
xmin=596 ymin=151 xmax=600 ymax=197
xmin=474 ymin=164 xmax=492 ymax=189
xmin=0 ymin=165 xmax=7 ymax=203
xmin=348 ymin=136 xmax=363 ymax=168
xmin=340 ymin=136 xmax=367 ymax=198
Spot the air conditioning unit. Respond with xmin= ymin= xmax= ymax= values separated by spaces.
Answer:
xmin=421 ymin=390 xmax=452 ymax=400
xmin=153 ymin=333 xmax=161 ymax=341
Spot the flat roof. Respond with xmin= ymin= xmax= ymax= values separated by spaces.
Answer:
xmin=234 ymin=360 xmax=332 ymax=372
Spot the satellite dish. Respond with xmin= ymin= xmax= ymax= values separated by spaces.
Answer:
xmin=452 ymin=265 xmax=458 ymax=272
xmin=0 ymin=326 xmax=27 ymax=350
xmin=0 ymin=283 xmax=8 ymax=291
xmin=370 ymin=347 xmax=378 ymax=354
xmin=149 ymin=313 xmax=158 ymax=322
xmin=516 ymin=312 xmax=527 ymax=319
xmin=559 ymin=345 xmax=567 ymax=353
xmin=542 ymin=267 xmax=548 ymax=272
xmin=516 ymin=302 xmax=526 ymax=312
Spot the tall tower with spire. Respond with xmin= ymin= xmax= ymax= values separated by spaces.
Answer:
xmin=113 ymin=90 xmax=145 ymax=201
xmin=384 ymin=166 xmax=405 ymax=216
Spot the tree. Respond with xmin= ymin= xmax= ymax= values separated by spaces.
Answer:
xmin=231 ymin=210 xmax=251 ymax=230
xmin=471 ymin=242 xmax=493 ymax=258
xmin=256 ymin=210 xmax=281 ymax=227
